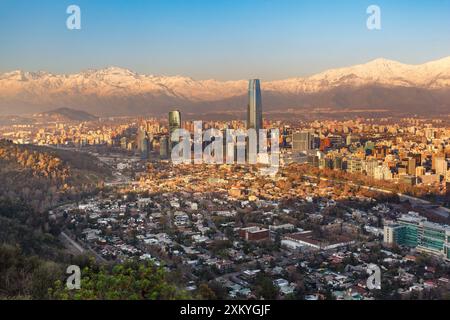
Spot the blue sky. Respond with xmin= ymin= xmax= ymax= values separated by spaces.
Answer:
xmin=0 ymin=0 xmax=449 ymax=80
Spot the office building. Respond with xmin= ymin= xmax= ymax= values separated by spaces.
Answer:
xmin=346 ymin=134 xmax=360 ymax=146
xmin=239 ymin=227 xmax=270 ymax=242
xmin=247 ymin=79 xmax=263 ymax=132
xmin=160 ymin=136 xmax=169 ymax=159
xmin=434 ymin=155 xmax=447 ymax=176
xmin=347 ymin=158 xmax=363 ymax=174
xmin=169 ymin=110 xmax=182 ymax=151
xmin=136 ymin=127 xmax=150 ymax=159
xmin=384 ymin=213 xmax=450 ymax=261
xmin=292 ymin=131 xmax=313 ymax=153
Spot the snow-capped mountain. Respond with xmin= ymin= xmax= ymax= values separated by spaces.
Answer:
xmin=267 ymin=57 xmax=450 ymax=93
xmin=1 ymin=57 xmax=449 ymax=116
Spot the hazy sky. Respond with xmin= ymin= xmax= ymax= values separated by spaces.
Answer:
xmin=1 ymin=0 xmax=450 ymax=80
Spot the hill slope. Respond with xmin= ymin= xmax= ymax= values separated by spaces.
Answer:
xmin=0 ymin=140 xmax=111 ymax=212
xmin=35 ymin=107 xmax=98 ymax=122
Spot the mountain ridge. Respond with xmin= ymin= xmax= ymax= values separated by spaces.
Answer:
xmin=1 ymin=57 xmax=449 ymax=116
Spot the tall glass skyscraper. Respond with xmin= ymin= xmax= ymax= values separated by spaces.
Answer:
xmin=169 ymin=110 xmax=182 ymax=151
xmin=247 ymin=79 xmax=263 ymax=131
xmin=169 ymin=110 xmax=181 ymax=134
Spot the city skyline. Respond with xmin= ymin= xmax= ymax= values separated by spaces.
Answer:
xmin=1 ymin=84 xmax=450 ymax=302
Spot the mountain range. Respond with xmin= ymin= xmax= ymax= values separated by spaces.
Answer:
xmin=1 ymin=57 xmax=450 ymax=117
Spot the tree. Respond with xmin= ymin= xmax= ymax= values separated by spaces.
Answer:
xmin=207 ymin=281 xmax=228 ymax=300
xmin=49 ymin=260 xmax=190 ymax=300
xmin=254 ymin=273 xmax=278 ymax=300
xmin=197 ymin=283 xmax=217 ymax=300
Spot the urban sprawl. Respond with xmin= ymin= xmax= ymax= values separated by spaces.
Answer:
xmin=1 ymin=80 xmax=449 ymax=300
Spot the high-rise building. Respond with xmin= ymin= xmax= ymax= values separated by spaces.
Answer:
xmin=160 ymin=136 xmax=169 ymax=159
xmin=136 ymin=127 xmax=145 ymax=150
xmin=169 ymin=110 xmax=182 ymax=151
xmin=434 ymin=155 xmax=447 ymax=176
xmin=347 ymin=158 xmax=363 ymax=174
xmin=136 ymin=127 xmax=148 ymax=158
xmin=141 ymin=136 xmax=149 ymax=160
xmin=364 ymin=158 xmax=379 ymax=177
xmin=333 ymin=156 xmax=343 ymax=170
xmin=407 ymin=158 xmax=417 ymax=176
xmin=247 ymin=79 xmax=263 ymax=132
xmin=346 ymin=134 xmax=360 ymax=146
xmin=292 ymin=132 xmax=313 ymax=153
xmin=416 ymin=166 xmax=426 ymax=177
xmin=328 ymin=135 xmax=344 ymax=148
xmin=246 ymin=79 xmax=263 ymax=160
xmin=169 ymin=110 xmax=181 ymax=132
xmin=374 ymin=164 xmax=393 ymax=180
xmin=364 ymin=141 xmax=375 ymax=155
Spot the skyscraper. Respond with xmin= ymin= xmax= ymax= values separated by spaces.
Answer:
xmin=136 ymin=126 xmax=150 ymax=159
xmin=247 ymin=79 xmax=263 ymax=132
xmin=169 ymin=110 xmax=182 ymax=151
xmin=160 ymin=136 xmax=169 ymax=159
xmin=433 ymin=154 xmax=447 ymax=176
xmin=169 ymin=110 xmax=181 ymax=135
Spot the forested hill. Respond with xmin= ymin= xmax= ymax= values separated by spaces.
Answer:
xmin=0 ymin=140 xmax=111 ymax=212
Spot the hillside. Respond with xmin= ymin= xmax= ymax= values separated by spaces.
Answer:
xmin=35 ymin=107 xmax=98 ymax=122
xmin=0 ymin=140 xmax=111 ymax=212
xmin=0 ymin=144 xmax=186 ymax=300
xmin=0 ymin=199 xmax=188 ymax=300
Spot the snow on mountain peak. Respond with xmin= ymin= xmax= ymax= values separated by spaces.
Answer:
xmin=366 ymin=57 xmax=403 ymax=65
xmin=0 ymin=57 xmax=449 ymax=102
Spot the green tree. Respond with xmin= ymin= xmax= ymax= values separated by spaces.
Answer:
xmin=254 ymin=273 xmax=278 ymax=300
xmin=49 ymin=260 xmax=189 ymax=300
xmin=197 ymin=283 xmax=217 ymax=300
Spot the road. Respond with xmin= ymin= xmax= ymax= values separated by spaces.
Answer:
xmin=60 ymin=231 xmax=84 ymax=254
xmin=60 ymin=231 xmax=108 ymax=263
